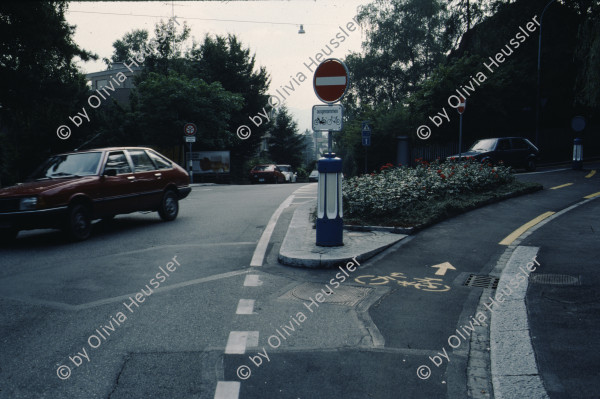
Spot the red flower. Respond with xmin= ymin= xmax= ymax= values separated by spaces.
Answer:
xmin=440 ymin=173 xmax=446 ymax=179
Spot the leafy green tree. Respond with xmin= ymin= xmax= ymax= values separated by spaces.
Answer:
xmin=0 ymin=1 xmax=96 ymax=185
xmin=267 ymin=107 xmax=305 ymax=168
xmin=127 ymin=71 xmax=243 ymax=148
xmin=188 ymin=34 xmax=271 ymax=161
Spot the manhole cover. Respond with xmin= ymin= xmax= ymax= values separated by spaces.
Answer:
xmin=530 ymin=274 xmax=580 ymax=286
xmin=280 ymin=283 xmax=372 ymax=307
xmin=463 ymin=274 xmax=499 ymax=289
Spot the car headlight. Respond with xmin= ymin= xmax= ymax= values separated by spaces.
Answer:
xmin=19 ymin=197 xmax=38 ymax=211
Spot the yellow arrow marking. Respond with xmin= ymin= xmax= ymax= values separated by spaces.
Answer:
xmin=431 ymin=262 xmax=456 ymax=276
xmin=585 ymin=170 xmax=596 ymax=178
xmin=550 ymin=183 xmax=573 ymax=190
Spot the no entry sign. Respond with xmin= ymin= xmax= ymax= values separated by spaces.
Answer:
xmin=313 ymin=59 xmax=349 ymax=104
xmin=457 ymin=98 xmax=466 ymax=114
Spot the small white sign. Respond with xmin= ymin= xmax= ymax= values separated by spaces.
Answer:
xmin=312 ymin=104 xmax=343 ymax=131
xmin=185 ymin=136 xmax=196 ymax=143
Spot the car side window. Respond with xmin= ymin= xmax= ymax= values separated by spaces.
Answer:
xmin=104 ymin=151 xmax=132 ymax=175
xmin=128 ymin=150 xmax=156 ymax=172
xmin=512 ymin=139 xmax=528 ymax=150
xmin=147 ymin=150 xmax=172 ymax=170
xmin=497 ymin=139 xmax=511 ymax=151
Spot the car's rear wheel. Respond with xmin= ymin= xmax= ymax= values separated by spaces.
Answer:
xmin=158 ymin=190 xmax=179 ymax=221
xmin=0 ymin=228 xmax=18 ymax=243
xmin=66 ymin=203 xmax=92 ymax=241
xmin=526 ymin=159 xmax=536 ymax=171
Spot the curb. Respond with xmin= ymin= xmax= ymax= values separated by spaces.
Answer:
xmin=278 ymin=201 xmax=407 ymax=269
xmin=490 ymin=245 xmax=548 ymax=399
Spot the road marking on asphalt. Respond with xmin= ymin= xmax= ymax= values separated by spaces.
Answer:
xmin=519 ymin=167 xmax=570 ymax=175
xmin=499 ymin=211 xmax=556 ymax=246
xmin=430 ymin=262 xmax=456 ymax=276
xmin=225 ymin=331 xmax=259 ymax=354
xmin=550 ymin=182 xmax=573 ymax=190
xmin=585 ymin=170 xmax=596 ymax=178
xmin=214 ymin=381 xmax=240 ymax=399
xmin=249 ymin=194 xmax=294 ymax=266
xmin=584 ymin=191 xmax=600 ymax=199
xmin=236 ymin=299 xmax=255 ymax=314
xmin=243 ymin=274 xmax=262 ymax=286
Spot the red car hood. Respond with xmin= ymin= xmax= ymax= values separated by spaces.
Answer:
xmin=0 ymin=177 xmax=95 ymax=198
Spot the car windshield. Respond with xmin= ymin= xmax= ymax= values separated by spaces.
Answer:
xmin=253 ymin=165 xmax=273 ymax=171
xmin=469 ymin=139 xmax=497 ymax=152
xmin=278 ymin=166 xmax=291 ymax=172
xmin=28 ymin=152 xmax=102 ymax=180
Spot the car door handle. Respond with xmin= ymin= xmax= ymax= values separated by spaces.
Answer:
xmin=127 ymin=176 xmax=135 ymax=180
xmin=154 ymin=173 xmax=162 ymax=178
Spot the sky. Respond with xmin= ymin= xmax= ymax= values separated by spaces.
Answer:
xmin=66 ymin=0 xmax=370 ymax=133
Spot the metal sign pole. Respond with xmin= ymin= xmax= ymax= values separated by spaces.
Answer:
xmin=189 ymin=142 xmax=193 ymax=184
xmin=458 ymin=113 xmax=463 ymax=161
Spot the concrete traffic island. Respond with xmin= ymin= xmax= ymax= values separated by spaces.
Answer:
xmin=278 ymin=201 xmax=407 ymax=268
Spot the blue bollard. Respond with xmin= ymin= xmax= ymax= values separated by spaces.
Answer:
xmin=573 ymin=138 xmax=583 ymax=170
xmin=316 ymin=153 xmax=343 ymax=246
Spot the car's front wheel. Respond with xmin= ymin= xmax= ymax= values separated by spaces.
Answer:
xmin=158 ymin=190 xmax=179 ymax=221
xmin=66 ymin=203 xmax=92 ymax=241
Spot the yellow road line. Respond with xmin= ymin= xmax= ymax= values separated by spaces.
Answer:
xmin=584 ymin=192 xmax=600 ymax=199
xmin=585 ymin=170 xmax=596 ymax=178
xmin=550 ymin=183 xmax=573 ymax=190
xmin=499 ymin=211 xmax=556 ymax=246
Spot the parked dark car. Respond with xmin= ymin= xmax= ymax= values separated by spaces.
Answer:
xmin=447 ymin=137 xmax=539 ymax=171
xmin=0 ymin=147 xmax=191 ymax=241
xmin=249 ymin=164 xmax=286 ymax=184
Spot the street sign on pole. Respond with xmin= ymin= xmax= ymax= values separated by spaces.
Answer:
xmin=457 ymin=98 xmax=466 ymax=114
xmin=313 ymin=58 xmax=350 ymax=104
xmin=361 ymin=122 xmax=371 ymax=137
xmin=362 ymin=137 xmax=371 ymax=146
xmin=312 ymin=104 xmax=343 ymax=131
xmin=183 ymin=123 xmax=197 ymax=184
xmin=184 ymin=123 xmax=197 ymax=136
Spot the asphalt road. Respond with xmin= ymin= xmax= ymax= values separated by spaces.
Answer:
xmin=0 ymin=164 xmax=598 ymax=399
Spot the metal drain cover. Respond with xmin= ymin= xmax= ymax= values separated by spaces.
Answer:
xmin=464 ymin=274 xmax=499 ymax=289
xmin=280 ymin=283 xmax=372 ymax=307
xmin=530 ymin=274 xmax=580 ymax=286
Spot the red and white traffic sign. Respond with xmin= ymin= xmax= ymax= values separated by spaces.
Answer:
xmin=313 ymin=58 xmax=349 ymax=104
xmin=184 ymin=122 xmax=197 ymax=136
xmin=457 ymin=98 xmax=466 ymax=114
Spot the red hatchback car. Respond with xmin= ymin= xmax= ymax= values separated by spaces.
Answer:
xmin=249 ymin=164 xmax=286 ymax=184
xmin=0 ymin=147 xmax=191 ymax=241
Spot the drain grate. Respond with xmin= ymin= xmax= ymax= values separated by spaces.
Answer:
xmin=463 ymin=274 xmax=499 ymax=289
xmin=530 ymin=274 xmax=580 ymax=286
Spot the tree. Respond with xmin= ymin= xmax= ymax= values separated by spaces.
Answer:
xmin=0 ymin=1 xmax=96 ymax=185
xmin=267 ymin=107 xmax=305 ymax=168
xmin=346 ymin=0 xmax=451 ymax=108
xmin=127 ymin=71 xmax=243 ymax=148
xmin=188 ymin=35 xmax=271 ymax=161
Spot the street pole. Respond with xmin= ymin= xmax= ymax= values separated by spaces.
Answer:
xmin=459 ymin=113 xmax=463 ymax=160
xmin=328 ymin=130 xmax=332 ymax=155
xmin=364 ymin=147 xmax=367 ymax=174
xmin=535 ymin=0 xmax=556 ymax=147
xmin=188 ymin=142 xmax=193 ymax=184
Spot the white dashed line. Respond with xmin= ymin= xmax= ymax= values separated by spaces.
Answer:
xmin=225 ymin=331 xmax=259 ymax=354
xmin=214 ymin=381 xmax=240 ymax=399
xmin=243 ymin=274 xmax=262 ymax=287
xmin=236 ymin=299 xmax=255 ymax=315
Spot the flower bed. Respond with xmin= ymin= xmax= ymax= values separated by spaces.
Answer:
xmin=342 ymin=159 xmax=538 ymax=227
